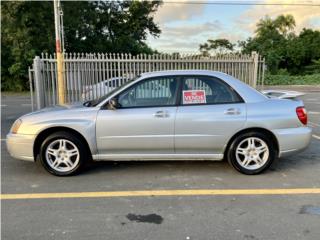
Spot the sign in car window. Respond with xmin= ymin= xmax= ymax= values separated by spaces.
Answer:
xmin=183 ymin=90 xmax=206 ymax=104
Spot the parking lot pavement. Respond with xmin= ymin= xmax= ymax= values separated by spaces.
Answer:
xmin=303 ymin=92 xmax=320 ymax=136
xmin=1 ymin=91 xmax=320 ymax=240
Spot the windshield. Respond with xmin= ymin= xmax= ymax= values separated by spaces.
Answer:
xmin=86 ymin=76 xmax=139 ymax=107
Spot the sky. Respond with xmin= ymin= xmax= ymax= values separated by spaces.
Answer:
xmin=146 ymin=0 xmax=320 ymax=53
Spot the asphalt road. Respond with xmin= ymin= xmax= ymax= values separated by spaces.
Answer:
xmin=1 ymin=90 xmax=320 ymax=240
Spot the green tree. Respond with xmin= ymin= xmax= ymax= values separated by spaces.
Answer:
xmin=297 ymin=28 xmax=320 ymax=73
xmin=274 ymin=14 xmax=295 ymax=36
xmin=62 ymin=0 xmax=161 ymax=54
xmin=1 ymin=0 xmax=162 ymax=91
xmin=199 ymin=38 xmax=234 ymax=56
xmin=240 ymin=14 xmax=320 ymax=75
xmin=241 ymin=14 xmax=296 ymax=73
xmin=255 ymin=14 xmax=295 ymax=38
xmin=1 ymin=1 xmax=55 ymax=91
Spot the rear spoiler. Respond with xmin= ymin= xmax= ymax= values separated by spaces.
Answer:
xmin=261 ymin=90 xmax=305 ymax=99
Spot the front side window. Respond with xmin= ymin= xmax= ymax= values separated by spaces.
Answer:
xmin=181 ymin=76 xmax=242 ymax=105
xmin=118 ymin=77 xmax=178 ymax=108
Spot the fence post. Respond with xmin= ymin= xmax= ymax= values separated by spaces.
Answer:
xmin=261 ymin=58 xmax=265 ymax=90
xmin=33 ymin=56 xmax=45 ymax=109
xmin=28 ymin=67 xmax=34 ymax=112
xmin=252 ymin=51 xmax=259 ymax=88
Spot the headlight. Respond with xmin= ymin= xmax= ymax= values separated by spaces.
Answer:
xmin=11 ymin=119 xmax=22 ymax=134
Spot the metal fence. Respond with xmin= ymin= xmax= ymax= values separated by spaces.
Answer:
xmin=29 ymin=52 xmax=265 ymax=110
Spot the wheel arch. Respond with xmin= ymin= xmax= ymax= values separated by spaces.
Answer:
xmin=33 ymin=126 xmax=92 ymax=161
xmin=224 ymin=127 xmax=279 ymax=159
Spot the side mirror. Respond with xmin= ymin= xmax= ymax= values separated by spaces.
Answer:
xmin=108 ymin=98 xmax=119 ymax=110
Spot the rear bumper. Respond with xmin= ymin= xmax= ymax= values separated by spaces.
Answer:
xmin=6 ymin=133 xmax=35 ymax=161
xmin=273 ymin=127 xmax=312 ymax=157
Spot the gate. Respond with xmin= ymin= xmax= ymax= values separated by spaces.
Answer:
xmin=29 ymin=52 xmax=265 ymax=110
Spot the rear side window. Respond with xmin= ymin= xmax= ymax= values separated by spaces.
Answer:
xmin=181 ymin=76 xmax=242 ymax=105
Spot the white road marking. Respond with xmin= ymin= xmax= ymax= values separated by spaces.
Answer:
xmin=21 ymin=103 xmax=32 ymax=106
xmin=309 ymin=111 xmax=320 ymax=115
xmin=0 ymin=105 xmax=7 ymax=107
xmin=312 ymin=134 xmax=320 ymax=140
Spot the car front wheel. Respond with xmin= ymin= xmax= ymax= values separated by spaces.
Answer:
xmin=227 ymin=132 xmax=276 ymax=175
xmin=39 ymin=131 xmax=88 ymax=176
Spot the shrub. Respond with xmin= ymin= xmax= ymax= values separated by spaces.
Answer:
xmin=264 ymin=73 xmax=320 ymax=85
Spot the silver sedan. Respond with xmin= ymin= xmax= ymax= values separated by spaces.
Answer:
xmin=6 ymin=70 xmax=312 ymax=176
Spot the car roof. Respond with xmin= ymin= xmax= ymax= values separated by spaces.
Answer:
xmin=140 ymin=70 xmax=226 ymax=78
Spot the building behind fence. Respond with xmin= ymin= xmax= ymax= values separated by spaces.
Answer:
xmin=29 ymin=52 xmax=265 ymax=110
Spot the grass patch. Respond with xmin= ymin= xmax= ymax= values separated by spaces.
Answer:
xmin=265 ymin=74 xmax=320 ymax=85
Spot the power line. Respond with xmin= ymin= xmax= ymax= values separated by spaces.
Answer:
xmin=162 ymin=1 xmax=320 ymax=6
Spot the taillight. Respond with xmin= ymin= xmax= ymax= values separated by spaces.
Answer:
xmin=296 ymin=107 xmax=307 ymax=125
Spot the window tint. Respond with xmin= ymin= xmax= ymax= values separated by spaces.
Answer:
xmin=118 ymin=77 xmax=178 ymax=108
xmin=181 ymin=76 xmax=242 ymax=105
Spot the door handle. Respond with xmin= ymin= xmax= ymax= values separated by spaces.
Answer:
xmin=153 ymin=110 xmax=169 ymax=118
xmin=224 ymin=108 xmax=241 ymax=115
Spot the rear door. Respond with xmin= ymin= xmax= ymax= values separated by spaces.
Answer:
xmin=175 ymin=75 xmax=246 ymax=155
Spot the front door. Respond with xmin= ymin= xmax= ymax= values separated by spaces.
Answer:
xmin=175 ymin=75 xmax=246 ymax=155
xmin=96 ymin=76 xmax=179 ymax=156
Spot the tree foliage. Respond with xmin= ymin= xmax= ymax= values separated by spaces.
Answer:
xmin=1 ymin=1 xmax=55 ymax=91
xmin=2 ymin=5 xmax=320 ymax=92
xmin=240 ymin=14 xmax=320 ymax=74
xmin=62 ymin=0 xmax=161 ymax=53
xmin=199 ymin=38 xmax=234 ymax=56
xmin=1 ymin=0 xmax=162 ymax=91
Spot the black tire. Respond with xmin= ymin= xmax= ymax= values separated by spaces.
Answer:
xmin=39 ymin=131 xmax=89 ymax=176
xmin=227 ymin=132 xmax=276 ymax=175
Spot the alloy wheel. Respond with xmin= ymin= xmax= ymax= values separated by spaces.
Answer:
xmin=45 ymin=139 xmax=80 ymax=173
xmin=235 ymin=137 xmax=269 ymax=170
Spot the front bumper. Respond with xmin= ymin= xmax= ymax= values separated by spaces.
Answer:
xmin=6 ymin=133 xmax=36 ymax=161
xmin=273 ymin=127 xmax=312 ymax=157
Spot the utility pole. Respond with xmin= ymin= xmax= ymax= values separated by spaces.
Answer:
xmin=54 ymin=0 xmax=65 ymax=104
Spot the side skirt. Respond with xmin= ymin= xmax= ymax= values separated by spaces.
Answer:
xmin=92 ymin=153 xmax=224 ymax=161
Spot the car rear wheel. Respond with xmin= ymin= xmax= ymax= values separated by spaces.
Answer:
xmin=227 ymin=132 xmax=276 ymax=175
xmin=39 ymin=131 xmax=88 ymax=176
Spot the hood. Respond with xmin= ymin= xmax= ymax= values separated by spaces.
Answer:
xmin=24 ymin=102 xmax=85 ymax=116
xmin=20 ymin=102 xmax=87 ymax=121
